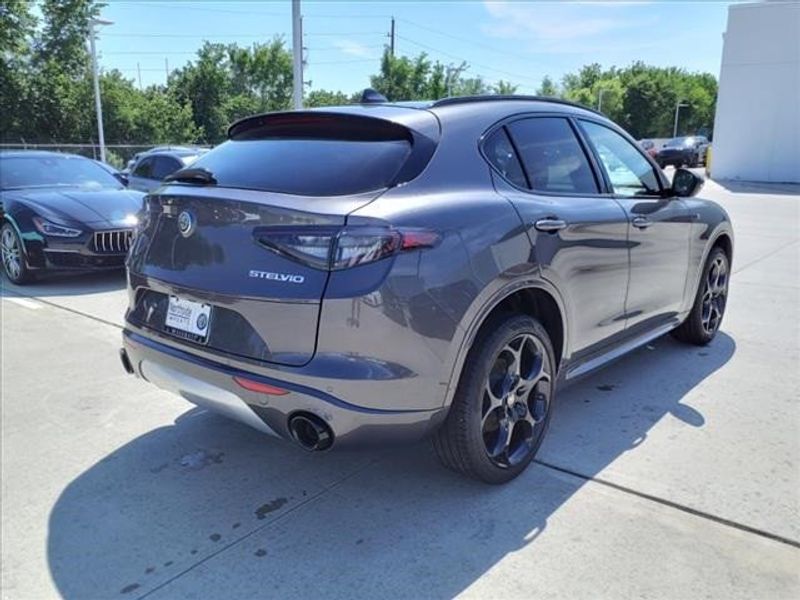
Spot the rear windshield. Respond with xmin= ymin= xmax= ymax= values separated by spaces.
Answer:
xmin=189 ymin=137 xmax=411 ymax=196
xmin=184 ymin=114 xmax=420 ymax=197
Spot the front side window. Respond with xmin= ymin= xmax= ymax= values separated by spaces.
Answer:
xmin=580 ymin=121 xmax=661 ymax=197
xmin=151 ymin=156 xmax=181 ymax=180
xmin=133 ymin=157 xmax=154 ymax=178
xmin=506 ymin=117 xmax=598 ymax=195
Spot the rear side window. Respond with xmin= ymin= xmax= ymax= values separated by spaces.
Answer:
xmin=483 ymin=128 xmax=527 ymax=188
xmin=189 ymin=114 xmax=416 ymax=196
xmin=506 ymin=117 xmax=598 ymax=195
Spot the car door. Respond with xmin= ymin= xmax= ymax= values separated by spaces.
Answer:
xmin=577 ymin=119 xmax=693 ymax=334
xmin=128 ymin=156 xmax=156 ymax=192
xmin=486 ymin=116 xmax=631 ymax=362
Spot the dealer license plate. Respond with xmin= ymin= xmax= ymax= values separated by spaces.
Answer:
xmin=164 ymin=295 xmax=212 ymax=343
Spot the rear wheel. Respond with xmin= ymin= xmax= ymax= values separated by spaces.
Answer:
xmin=672 ymin=246 xmax=729 ymax=345
xmin=1 ymin=223 xmax=34 ymax=285
xmin=433 ymin=314 xmax=556 ymax=484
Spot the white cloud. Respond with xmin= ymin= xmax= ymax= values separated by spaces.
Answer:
xmin=482 ymin=1 xmax=657 ymax=52
xmin=332 ymin=39 xmax=380 ymax=59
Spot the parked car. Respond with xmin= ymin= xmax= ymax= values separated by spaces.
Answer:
xmin=120 ymin=95 xmax=733 ymax=484
xmin=126 ymin=148 xmax=205 ymax=193
xmin=656 ymin=136 xmax=709 ymax=168
xmin=0 ymin=151 xmax=145 ymax=284
xmin=124 ymin=146 xmax=206 ymax=172
xmin=639 ymin=139 xmax=658 ymax=159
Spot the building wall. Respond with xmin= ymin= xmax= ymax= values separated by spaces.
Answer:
xmin=711 ymin=1 xmax=800 ymax=183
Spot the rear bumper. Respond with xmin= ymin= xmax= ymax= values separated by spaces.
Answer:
xmin=121 ymin=330 xmax=445 ymax=448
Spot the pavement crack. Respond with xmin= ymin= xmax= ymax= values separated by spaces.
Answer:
xmin=732 ymin=238 xmax=799 ymax=275
xmin=533 ymin=459 xmax=800 ymax=550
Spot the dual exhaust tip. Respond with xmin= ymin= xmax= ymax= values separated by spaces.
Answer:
xmin=121 ymin=348 xmax=334 ymax=452
xmin=288 ymin=413 xmax=334 ymax=452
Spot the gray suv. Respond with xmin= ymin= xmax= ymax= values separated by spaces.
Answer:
xmin=120 ymin=96 xmax=733 ymax=483
xmin=126 ymin=148 xmax=205 ymax=193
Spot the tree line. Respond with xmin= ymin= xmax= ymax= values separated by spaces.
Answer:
xmin=2 ymin=0 xmax=717 ymax=162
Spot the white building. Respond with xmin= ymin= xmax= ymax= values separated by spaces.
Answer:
xmin=711 ymin=1 xmax=800 ymax=183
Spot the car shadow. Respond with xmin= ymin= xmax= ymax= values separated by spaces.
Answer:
xmin=710 ymin=179 xmax=800 ymax=197
xmin=46 ymin=333 xmax=735 ymax=599
xmin=0 ymin=269 xmax=126 ymax=298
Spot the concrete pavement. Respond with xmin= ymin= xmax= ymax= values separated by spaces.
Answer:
xmin=1 ymin=178 xmax=798 ymax=599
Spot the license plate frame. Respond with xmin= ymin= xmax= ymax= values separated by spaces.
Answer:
xmin=164 ymin=295 xmax=213 ymax=344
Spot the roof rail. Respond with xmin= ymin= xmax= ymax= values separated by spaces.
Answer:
xmin=431 ymin=95 xmax=603 ymax=116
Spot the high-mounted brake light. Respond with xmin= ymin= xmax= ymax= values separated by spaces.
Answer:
xmin=255 ymin=226 xmax=440 ymax=271
xmin=233 ymin=376 xmax=289 ymax=396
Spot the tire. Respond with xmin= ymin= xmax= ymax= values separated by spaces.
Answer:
xmin=1 ymin=223 xmax=34 ymax=285
xmin=433 ymin=314 xmax=556 ymax=484
xmin=689 ymin=155 xmax=698 ymax=168
xmin=672 ymin=246 xmax=729 ymax=345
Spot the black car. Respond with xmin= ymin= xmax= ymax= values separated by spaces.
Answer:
xmin=120 ymin=95 xmax=733 ymax=483
xmin=656 ymin=136 xmax=710 ymax=168
xmin=0 ymin=151 xmax=145 ymax=284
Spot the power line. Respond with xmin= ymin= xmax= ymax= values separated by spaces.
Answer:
xmin=397 ymin=17 xmax=527 ymax=61
xmin=103 ymin=31 xmax=383 ymax=39
xmin=396 ymin=35 xmax=543 ymax=85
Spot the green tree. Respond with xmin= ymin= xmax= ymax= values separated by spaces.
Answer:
xmin=536 ymin=76 xmax=559 ymax=97
xmin=493 ymin=80 xmax=518 ymax=95
xmin=306 ymin=89 xmax=351 ymax=107
xmin=0 ymin=0 xmax=37 ymax=141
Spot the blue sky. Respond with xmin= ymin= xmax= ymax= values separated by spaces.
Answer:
xmin=95 ymin=1 xmax=736 ymax=94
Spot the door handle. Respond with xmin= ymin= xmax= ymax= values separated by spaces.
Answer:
xmin=534 ymin=218 xmax=568 ymax=233
xmin=632 ymin=216 xmax=652 ymax=230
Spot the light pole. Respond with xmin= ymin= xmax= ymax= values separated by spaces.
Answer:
xmin=597 ymin=88 xmax=609 ymax=112
xmin=673 ymin=101 xmax=689 ymax=137
xmin=89 ymin=17 xmax=113 ymax=163
xmin=291 ymin=0 xmax=303 ymax=109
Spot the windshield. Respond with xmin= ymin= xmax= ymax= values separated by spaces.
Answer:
xmin=665 ymin=137 xmax=694 ymax=148
xmin=0 ymin=156 xmax=123 ymax=191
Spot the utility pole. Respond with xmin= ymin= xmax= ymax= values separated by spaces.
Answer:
xmin=597 ymin=88 xmax=608 ymax=112
xmin=165 ymin=57 xmax=169 ymax=81
xmin=445 ymin=62 xmax=467 ymax=97
xmin=389 ymin=17 xmax=395 ymax=57
xmin=674 ymin=101 xmax=689 ymax=137
xmin=137 ymin=63 xmax=142 ymax=90
xmin=292 ymin=0 xmax=303 ymax=109
xmin=89 ymin=17 xmax=112 ymax=163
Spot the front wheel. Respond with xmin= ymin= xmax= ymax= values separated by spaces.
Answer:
xmin=672 ymin=246 xmax=729 ymax=345
xmin=433 ymin=314 xmax=556 ymax=484
xmin=1 ymin=223 xmax=34 ymax=285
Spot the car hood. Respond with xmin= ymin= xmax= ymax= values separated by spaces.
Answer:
xmin=7 ymin=187 xmax=146 ymax=228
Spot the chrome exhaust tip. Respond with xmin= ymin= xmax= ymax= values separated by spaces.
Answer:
xmin=288 ymin=413 xmax=334 ymax=452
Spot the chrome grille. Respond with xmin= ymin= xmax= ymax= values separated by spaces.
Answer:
xmin=92 ymin=229 xmax=134 ymax=254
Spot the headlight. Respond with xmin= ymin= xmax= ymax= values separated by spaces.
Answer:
xmin=32 ymin=217 xmax=82 ymax=237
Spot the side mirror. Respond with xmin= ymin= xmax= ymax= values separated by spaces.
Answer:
xmin=672 ymin=168 xmax=704 ymax=197
xmin=114 ymin=172 xmax=129 ymax=186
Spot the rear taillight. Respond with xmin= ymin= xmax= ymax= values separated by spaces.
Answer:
xmin=256 ymin=226 xmax=439 ymax=271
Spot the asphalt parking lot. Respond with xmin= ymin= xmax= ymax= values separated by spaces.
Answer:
xmin=2 ymin=174 xmax=798 ymax=599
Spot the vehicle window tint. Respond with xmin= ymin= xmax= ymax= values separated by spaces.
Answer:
xmin=151 ymin=156 xmax=180 ymax=180
xmin=580 ymin=121 xmax=661 ymax=197
xmin=133 ymin=157 xmax=154 ymax=178
xmin=506 ymin=117 xmax=598 ymax=194
xmin=483 ymin=127 xmax=527 ymax=188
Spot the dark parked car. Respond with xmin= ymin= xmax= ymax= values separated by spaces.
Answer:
xmin=0 ymin=151 xmax=145 ymax=284
xmin=120 ymin=96 xmax=733 ymax=483
xmin=126 ymin=148 xmax=205 ymax=193
xmin=656 ymin=136 xmax=709 ymax=168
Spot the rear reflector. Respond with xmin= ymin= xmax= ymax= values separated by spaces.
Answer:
xmin=233 ymin=376 xmax=289 ymax=395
